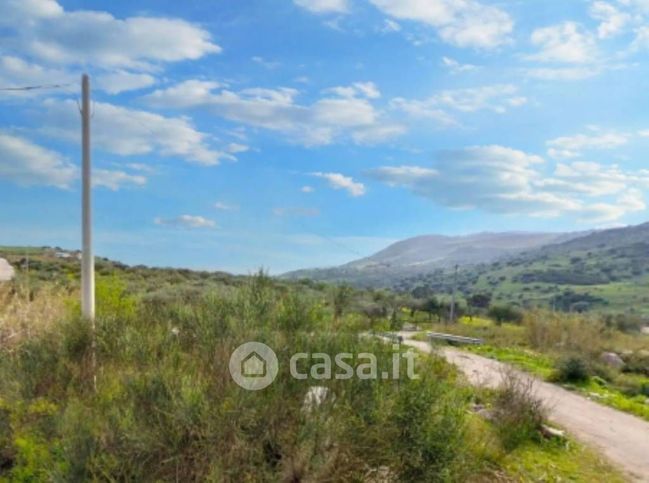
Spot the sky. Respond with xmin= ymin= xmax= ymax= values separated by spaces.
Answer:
xmin=2 ymin=0 xmax=649 ymax=273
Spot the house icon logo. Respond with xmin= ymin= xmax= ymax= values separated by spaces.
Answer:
xmin=242 ymin=351 xmax=266 ymax=377
xmin=229 ymin=342 xmax=278 ymax=390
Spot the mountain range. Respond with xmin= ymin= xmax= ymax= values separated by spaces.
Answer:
xmin=283 ymin=222 xmax=649 ymax=314
xmin=283 ymin=230 xmax=586 ymax=286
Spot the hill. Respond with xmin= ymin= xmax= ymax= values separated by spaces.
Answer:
xmin=284 ymin=222 xmax=649 ymax=315
xmin=398 ymin=222 xmax=649 ymax=315
xmin=282 ymin=231 xmax=583 ymax=286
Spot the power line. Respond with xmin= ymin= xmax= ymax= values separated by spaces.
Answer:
xmin=0 ymin=82 xmax=74 ymax=92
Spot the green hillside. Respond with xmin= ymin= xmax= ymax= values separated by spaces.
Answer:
xmin=372 ymin=223 xmax=649 ymax=316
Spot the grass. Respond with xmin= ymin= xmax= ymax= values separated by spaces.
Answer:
xmin=470 ymin=344 xmax=649 ymax=422
xmin=467 ymin=345 xmax=555 ymax=380
xmin=421 ymin=314 xmax=649 ymax=423
xmin=462 ymin=415 xmax=627 ymax=482
xmin=0 ymin=265 xmax=634 ymax=481
xmin=497 ymin=438 xmax=627 ymax=483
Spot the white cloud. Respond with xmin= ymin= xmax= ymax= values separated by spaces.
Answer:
xmin=126 ymin=163 xmax=155 ymax=173
xmin=432 ymin=84 xmax=527 ymax=112
xmin=0 ymin=0 xmax=220 ymax=69
xmin=522 ymin=66 xmax=601 ymax=81
xmin=381 ymin=19 xmax=402 ymax=33
xmin=94 ymin=169 xmax=147 ymax=190
xmin=369 ymin=145 xmax=648 ymax=222
xmin=214 ymin=201 xmax=238 ymax=211
xmin=0 ymin=56 xmax=155 ymax=96
xmin=40 ymin=99 xmax=233 ymax=166
xmin=0 ymin=132 xmax=148 ymax=190
xmin=154 ymin=215 xmax=216 ymax=228
xmin=545 ymin=161 xmax=649 ymax=196
xmin=441 ymin=56 xmax=478 ymax=73
xmin=590 ymin=1 xmax=630 ymax=38
xmin=630 ymin=26 xmax=649 ymax=50
xmin=354 ymin=81 xmax=381 ymax=99
xmin=311 ymin=172 xmax=366 ymax=196
xmin=391 ymin=84 xmax=526 ymax=126
xmin=226 ymin=143 xmax=249 ymax=154
xmin=546 ymin=130 xmax=629 ymax=158
xmin=351 ymin=123 xmax=408 ymax=144
xmin=528 ymin=22 xmax=596 ymax=63
xmin=324 ymin=82 xmax=380 ymax=99
xmin=390 ymin=98 xmax=457 ymax=126
xmin=301 ymin=185 xmax=315 ymax=193
xmin=252 ymin=56 xmax=281 ymax=69
xmin=95 ymin=71 xmax=155 ymax=94
xmin=0 ymin=132 xmax=76 ymax=188
xmin=144 ymin=80 xmax=402 ymax=146
xmin=293 ymin=0 xmax=349 ymax=14
xmin=0 ymin=55 xmax=75 ymax=97
xmin=369 ymin=0 xmax=513 ymax=49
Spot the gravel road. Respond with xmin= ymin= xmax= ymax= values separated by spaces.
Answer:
xmin=0 ymin=258 xmax=14 ymax=281
xmin=399 ymin=333 xmax=649 ymax=482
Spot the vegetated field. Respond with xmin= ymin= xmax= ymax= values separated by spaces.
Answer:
xmin=0 ymin=247 xmax=627 ymax=481
xmin=342 ymin=224 xmax=649 ymax=316
xmin=416 ymin=314 xmax=649 ymax=423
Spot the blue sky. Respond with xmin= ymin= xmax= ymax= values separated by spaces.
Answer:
xmin=2 ymin=0 xmax=649 ymax=273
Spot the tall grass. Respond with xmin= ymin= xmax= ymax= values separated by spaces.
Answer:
xmin=524 ymin=310 xmax=609 ymax=355
xmin=0 ymin=274 xmax=475 ymax=481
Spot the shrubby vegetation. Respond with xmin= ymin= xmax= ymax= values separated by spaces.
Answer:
xmin=0 ymin=248 xmax=633 ymax=481
xmin=1 ymin=273 xmax=477 ymax=481
xmin=0 ymin=251 xmax=628 ymax=482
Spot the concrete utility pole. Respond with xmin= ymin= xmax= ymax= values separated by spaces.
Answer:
xmin=449 ymin=264 xmax=458 ymax=324
xmin=81 ymin=74 xmax=95 ymax=321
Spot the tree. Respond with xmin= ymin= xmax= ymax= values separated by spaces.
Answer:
xmin=468 ymin=292 xmax=491 ymax=310
xmin=423 ymin=297 xmax=443 ymax=322
xmin=331 ymin=284 xmax=354 ymax=323
xmin=487 ymin=304 xmax=523 ymax=325
xmin=467 ymin=292 xmax=492 ymax=320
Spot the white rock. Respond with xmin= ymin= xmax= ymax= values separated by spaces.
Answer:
xmin=302 ymin=386 xmax=329 ymax=413
xmin=599 ymin=352 xmax=625 ymax=369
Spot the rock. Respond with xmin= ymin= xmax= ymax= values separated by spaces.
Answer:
xmin=302 ymin=386 xmax=330 ymax=413
xmin=541 ymin=424 xmax=566 ymax=439
xmin=599 ymin=352 xmax=625 ymax=369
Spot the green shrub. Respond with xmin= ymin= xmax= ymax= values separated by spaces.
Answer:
xmin=492 ymin=370 xmax=545 ymax=450
xmin=487 ymin=305 xmax=523 ymax=325
xmin=554 ymin=356 xmax=591 ymax=383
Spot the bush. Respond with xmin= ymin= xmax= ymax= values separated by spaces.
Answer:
xmin=487 ymin=305 xmax=523 ymax=325
xmin=554 ymin=356 xmax=591 ymax=383
xmin=0 ymin=277 xmax=476 ymax=481
xmin=492 ymin=369 xmax=545 ymax=450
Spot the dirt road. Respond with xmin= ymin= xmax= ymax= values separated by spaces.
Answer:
xmin=399 ymin=334 xmax=649 ymax=482
xmin=0 ymin=258 xmax=14 ymax=282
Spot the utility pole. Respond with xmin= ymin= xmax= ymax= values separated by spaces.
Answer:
xmin=81 ymin=73 xmax=95 ymax=321
xmin=80 ymin=74 xmax=96 ymax=391
xmin=448 ymin=264 xmax=458 ymax=324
